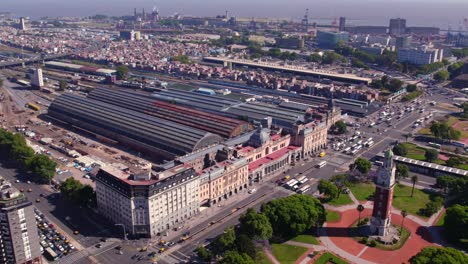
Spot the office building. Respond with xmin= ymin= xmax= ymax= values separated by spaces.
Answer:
xmin=316 ymin=31 xmax=349 ymax=48
xmin=119 ymin=30 xmax=141 ymax=41
xmin=406 ymin=27 xmax=439 ymax=35
xmin=0 ymin=177 xmax=41 ymax=264
xmin=396 ymin=36 xmax=412 ymax=50
xmin=346 ymin=26 xmax=388 ymax=35
xmin=19 ymin=17 xmax=26 ymax=30
xmin=275 ymin=37 xmax=305 ymax=49
xmin=30 ymin=68 xmax=44 ymax=89
xmin=96 ymin=166 xmax=200 ymax=238
xmin=339 ymin=17 xmax=346 ymax=32
xmin=389 ymin=18 xmax=406 ymax=36
xmin=397 ymin=45 xmax=444 ymax=65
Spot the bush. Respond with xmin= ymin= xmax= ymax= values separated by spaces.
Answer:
xmin=360 ymin=237 xmax=368 ymax=244
xmin=368 ymin=240 xmax=377 ymax=247
xmin=402 ymin=90 xmax=423 ymax=102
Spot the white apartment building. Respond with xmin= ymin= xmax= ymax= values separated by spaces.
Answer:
xmin=397 ymin=45 xmax=444 ymax=65
xmin=30 ymin=68 xmax=44 ymax=89
xmin=96 ymin=165 xmax=200 ymax=238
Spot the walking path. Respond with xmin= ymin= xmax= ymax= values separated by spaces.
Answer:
xmin=263 ymin=248 xmax=280 ymax=264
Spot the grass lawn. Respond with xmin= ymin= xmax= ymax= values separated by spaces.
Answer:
xmin=326 ymin=210 xmax=341 ymax=222
xmin=392 ymin=184 xmax=431 ymax=218
xmin=327 ymin=193 xmax=354 ymax=206
xmin=314 ymin=252 xmax=348 ymax=264
xmin=271 ymin=243 xmax=308 ymax=264
xmin=457 ymin=164 xmax=468 ymax=170
xmin=400 ymin=143 xmax=426 ymax=161
xmin=291 ymin=234 xmax=320 ymax=245
xmin=256 ymin=251 xmax=273 ymax=264
xmin=375 ymin=226 xmax=411 ymax=250
xmin=436 ymin=211 xmax=446 ymax=226
xmin=418 ymin=127 xmax=432 ymax=135
xmin=348 ymin=182 xmax=375 ymax=201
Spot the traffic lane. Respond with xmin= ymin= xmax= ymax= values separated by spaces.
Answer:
xmin=400 ymin=173 xmax=436 ymax=189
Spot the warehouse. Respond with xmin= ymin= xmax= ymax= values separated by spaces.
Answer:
xmin=45 ymin=61 xmax=116 ymax=76
xmin=87 ymin=88 xmax=253 ymax=138
xmin=48 ymin=93 xmax=222 ymax=160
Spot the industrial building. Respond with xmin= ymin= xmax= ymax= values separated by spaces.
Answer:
xmin=87 ymin=88 xmax=253 ymax=138
xmin=397 ymin=45 xmax=444 ymax=65
xmin=0 ymin=177 xmax=41 ymax=264
xmin=48 ymin=93 xmax=222 ymax=159
xmin=45 ymin=61 xmax=116 ymax=76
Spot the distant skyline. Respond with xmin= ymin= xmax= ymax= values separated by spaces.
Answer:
xmin=2 ymin=0 xmax=468 ymax=29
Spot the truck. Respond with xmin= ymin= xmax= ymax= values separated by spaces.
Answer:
xmin=26 ymin=102 xmax=40 ymax=111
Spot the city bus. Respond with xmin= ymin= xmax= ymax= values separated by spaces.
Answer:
xmin=298 ymin=184 xmax=311 ymax=194
xmin=297 ymin=176 xmax=308 ymax=185
xmin=365 ymin=141 xmax=374 ymax=147
xmin=26 ymin=102 xmax=40 ymax=111
xmin=286 ymin=179 xmax=299 ymax=189
xmin=316 ymin=161 xmax=327 ymax=168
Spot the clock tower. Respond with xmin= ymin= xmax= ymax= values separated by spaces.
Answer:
xmin=370 ymin=149 xmax=396 ymax=236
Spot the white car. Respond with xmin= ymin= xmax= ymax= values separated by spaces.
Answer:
xmin=248 ymin=189 xmax=257 ymax=194
xmin=15 ymin=180 xmax=20 ymax=183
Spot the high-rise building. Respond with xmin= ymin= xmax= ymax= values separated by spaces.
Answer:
xmin=19 ymin=17 xmax=26 ymax=30
xmin=0 ymin=177 xmax=41 ymax=264
xmin=339 ymin=17 xmax=346 ymax=32
xmin=30 ymin=68 xmax=44 ymax=89
xmin=316 ymin=31 xmax=349 ymax=48
xmin=389 ymin=18 xmax=406 ymax=36
xmin=370 ymin=149 xmax=396 ymax=236
xmin=395 ymin=36 xmax=412 ymax=50
xmin=397 ymin=44 xmax=444 ymax=65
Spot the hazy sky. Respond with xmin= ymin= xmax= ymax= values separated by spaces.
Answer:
xmin=2 ymin=0 xmax=468 ymax=28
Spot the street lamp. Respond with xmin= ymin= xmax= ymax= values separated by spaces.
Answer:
xmin=115 ymin=224 xmax=127 ymax=240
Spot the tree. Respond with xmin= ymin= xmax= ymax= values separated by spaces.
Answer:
xmin=434 ymin=69 xmax=449 ymax=82
xmin=216 ymin=227 xmax=236 ymax=252
xmin=307 ymin=53 xmax=322 ymax=63
xmin=77 ymin=185 xmax=97 ymax=208
xmin=404 ymin=133 xmax=413 ymax=142
xmin=396 ymin=164 xmax=409 ymax=179
xmin=220 ymin=251 xmax=255 ymax=264
xmin=318 ymin=179 xmax=339 ymax=199
xmin=445 ymin=157 xmax=462 ymax=168
xmin=26 ymin=154 xmax=56 ymax=184
xmin=261 ymin=195 xmax=325 ymax=238
xmin=400 ymin=210 xmax=408 ymax=232
xmin=235 ymin=234 xmax=257 ymax=259
xmin=60 ymin=177 xmax=83 ymax=198
xmin=58 ymin=80 xmax=68 ymax=91
xmin=196 ymin=246 xmax=211 ymax=262
xmin=60 ymin=178 xmax=96 ymax=208
xmin=410 ymin=247 xmax=468 ymax=264
xmin=357 ymin=204 xmax=364 ymax=224
xmin=392 ymin=144 xmax=408 ymax=156
xmin=115 ymin=65 xmax=129 ymax=80
xmin=388 ymin=78 xmax=403 ymax=93
xmin=0 ymin=78 xmax=3 ymax=88
xmin=10 ymin=144 xmax=34 ymax=166
xmin=411 ymin=175 xmax=418 ymax=197
xmin=406 ymin=84 xmax=417 ymax=92
xmin=332 ymin=120 xmax=347 ymax=134
xmin=352 ymin=158 xmax=372 ymax=174
xmin=444 ymin=204 xmax=468 ymax=246
xmin=238 ymin=208 xmax=273 ymax=241
xmin=425 ymin=149 xmax=439 ymax=162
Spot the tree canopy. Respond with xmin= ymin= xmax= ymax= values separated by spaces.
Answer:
xmin=392 ymin=144 xmax=408 ymax=156
xmin=424 ymin=149 xmax=439 ymax=162
xmin=444 ymin=204 xmax=468 ymax=246
xmin=318 ymin=179 xmax=339 ymax=199
xmin=396 ymin=164 xmax=409 ymax=179
xmin=216 ymin=227 xmax=236 ymax=252
xmin=434 ymin=70 xmax=450 ymax=82
xmin=115 ymin=65 xmax=129 ymax=80
xmin=261 ymin=194 xmax=325 ymax=238
xmin=59 ymin=177 xmax=96 ymax=208
xmin=430 ymin=122 xmax=461 ymax=141
xmin=410 ymin=246 xmax=468 ymax=264
xmin=331 ymin=120 xmax=347 ymax=135
xmin=238 ymin=208 xmax=273 ymax=241
xmin=352 ymin=158 xmax=372 ymax=174
xmin=219 ymin=250 xmax=255 ymax=264
xmin=26 ymin=154 xmax=56 ymax=183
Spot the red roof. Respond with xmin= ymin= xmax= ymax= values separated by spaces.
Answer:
xmin=248 ymin=146 xmax=299 ymax=171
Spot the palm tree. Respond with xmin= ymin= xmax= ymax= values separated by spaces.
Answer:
xmin=400 ymin=210 xmax=408 ymax=233
xmin=411 ymin=175 xmax=418 ymax=197
xmin=404 ymin=133 xmax=413 ymax=142
xmin=357 ymin=204 xmax=365 ymax=225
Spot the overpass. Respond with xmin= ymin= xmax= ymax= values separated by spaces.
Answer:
xmin=0 ymin=53 xmax=72 ymax=68
xmin=203 ymin=57 xmax=372 ymax=85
